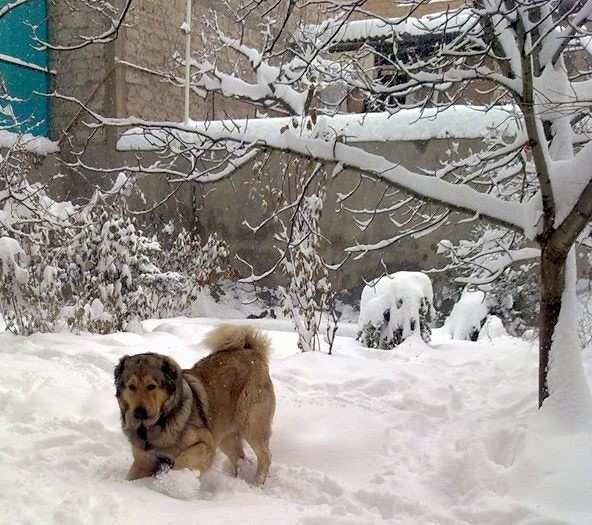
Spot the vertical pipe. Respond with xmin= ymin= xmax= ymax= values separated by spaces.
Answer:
xmin=184 ymin=0 xmax=191 ymax=123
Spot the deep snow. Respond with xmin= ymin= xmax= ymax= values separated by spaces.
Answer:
xmin=1 ymin=310 xmax=591 ymax=524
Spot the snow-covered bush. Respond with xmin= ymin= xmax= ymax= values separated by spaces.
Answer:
xmin=0 ymin=169 xmax=235 ymax=334
xmin=0 ymin=149 xmax=70 ymax=334
xmin=443 ymin=289 xmax=490 ymax=341
xmin=477 ymin=314 xmax=509 ymax=340
xmin=443 ymin=289 xmax=515 ymax=341
xmin=437 ymin=227 xmax=539 ymax=336
xmin=0 ymin=236 xmax=34 ymax=332
xmin=357 ymin=271 xmax=435 ymax=349
xmin=61 ymin=208 xmax=166 ymax=333
xmin=153 ymin=224 xmax=235 ymax=317
xmin=61 ymin=212 xmax=236 ymax=333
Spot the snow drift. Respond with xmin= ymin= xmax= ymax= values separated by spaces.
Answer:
xmin=1 ymin=314 xmax=591 ymax=524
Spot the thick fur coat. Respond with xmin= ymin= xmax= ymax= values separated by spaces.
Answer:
xmin=114 ymin=324 xmax=275 ymax=485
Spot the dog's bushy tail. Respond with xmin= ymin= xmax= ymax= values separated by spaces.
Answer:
xmin=202 ymin=324 xmax=271 ymax=360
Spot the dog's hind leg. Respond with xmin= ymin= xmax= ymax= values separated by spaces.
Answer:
xmin=243 ymin=427 xmax=272 ymax=486
xmin=219 ymin=431 xmax=246 ymax=477
xmin=239 ymin=391 xmax=275 ymax=485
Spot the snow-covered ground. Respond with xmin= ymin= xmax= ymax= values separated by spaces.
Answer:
xmin=1 ymin=311 xmax=591 ymax=524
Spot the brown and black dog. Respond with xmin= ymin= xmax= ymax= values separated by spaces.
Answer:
xmin=114 ymin=324 xmax=275 ymax=485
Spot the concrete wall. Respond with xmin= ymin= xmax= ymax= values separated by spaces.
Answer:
xmin=195 ymin=173 xmax=471 ymax=302
xmin=125 ymin=136 xmax=486 ymax=301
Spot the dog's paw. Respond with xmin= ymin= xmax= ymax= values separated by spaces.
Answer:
xmin=153 ymin=468 xmax=201 ymax=499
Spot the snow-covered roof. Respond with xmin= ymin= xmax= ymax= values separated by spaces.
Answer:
xmin=117 ymin=106 xmax=520 ymax=152
xmin=298 ymin=8 xmax=474 ymax=46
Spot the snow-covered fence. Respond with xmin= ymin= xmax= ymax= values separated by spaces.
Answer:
xmin=357 ymin=271 xmax=435 ymax=349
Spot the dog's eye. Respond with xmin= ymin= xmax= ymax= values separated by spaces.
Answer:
xmin=146 ymin=384 xmax=157 ymax=391
xmin=127 ymin=384 xmax=137 ymax=392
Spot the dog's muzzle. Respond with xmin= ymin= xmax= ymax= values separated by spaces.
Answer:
xmin=133 ymin=407 xmax=149 ymax=420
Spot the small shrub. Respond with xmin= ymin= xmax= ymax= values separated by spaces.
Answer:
xmin=442 ymin=289 xmax=489 ymax=341
xmin=436 ymin=227 xmax=538 ymax=336
xmin=357 ymin=272 xmax=435 ymax=350
xmin=0 ymin=204 xmax=235 ymax=334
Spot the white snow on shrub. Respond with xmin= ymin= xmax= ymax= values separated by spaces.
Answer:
xmin=357 ymin=271 xmax=435 ymax=349
xmin=444 ymin=289 xmax=490 ymax=341
xmin=478 ymin=314 xmax=509 ymax=340
xmin=0 ymin=236 xmax=28 ymax=283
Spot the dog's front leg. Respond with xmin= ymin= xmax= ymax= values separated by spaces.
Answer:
xmin=126 ymin=446 xmax=158 ymax=480
xmin=174 ymin=439 xmax=215 ymax=473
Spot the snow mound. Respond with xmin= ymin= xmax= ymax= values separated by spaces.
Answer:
xmin=478 ymin=314 xmax=509 ymax=340
xmin=444 ymin=289 xmax=490 ymax=341
xmin=152 ymin=468 xmax=201 ymax=499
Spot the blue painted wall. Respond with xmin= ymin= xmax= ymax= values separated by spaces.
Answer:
xmin=0 ymin=0 xmax=49 ymax=137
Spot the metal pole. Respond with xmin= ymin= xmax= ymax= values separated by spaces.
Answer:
xmin=184 ymin=0 xmax=191 ymax=123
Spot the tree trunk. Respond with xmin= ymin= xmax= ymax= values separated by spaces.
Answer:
xmin=538 ymin=243 xmax=567 ymax=407
xmin=538 ymin=245 xmax=592 ymax=426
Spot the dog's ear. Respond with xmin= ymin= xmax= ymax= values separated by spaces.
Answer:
xmin=161 ymin=357 xmax=179 ymax=395
xmin=114 ymin=355 xmax=129 ymax=397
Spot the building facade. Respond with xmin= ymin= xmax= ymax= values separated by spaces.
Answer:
xmin=2 ymin=1 xmax=468 ymax=142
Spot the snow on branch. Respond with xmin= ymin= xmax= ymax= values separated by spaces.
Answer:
xmin=0 ymin=53 xmax=50 ymax=74
xmin=70 ymin=0 xmax=592 ymax=267
xmin=112 ymin=105 xmax=529 ymax=233
xmin=181 ymin=13 xmax=309 ymax=115
xmin=0 ymin=0 xmax=32 ymax=19
xmin=30 ymin=1 xmax=133 ymax=51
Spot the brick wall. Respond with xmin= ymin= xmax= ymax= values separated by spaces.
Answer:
xmin=120 ymin=0 xmax=194 ymax=121
xmin=47 ymin=2 xmax=113 ymax=144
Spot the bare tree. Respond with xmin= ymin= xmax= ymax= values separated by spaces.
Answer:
xmin=85 ymin=0 xmax=592 ymax=415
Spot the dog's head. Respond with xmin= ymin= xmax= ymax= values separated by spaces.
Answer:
xmin=114 ymin=353 xmax=182 ymax=430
